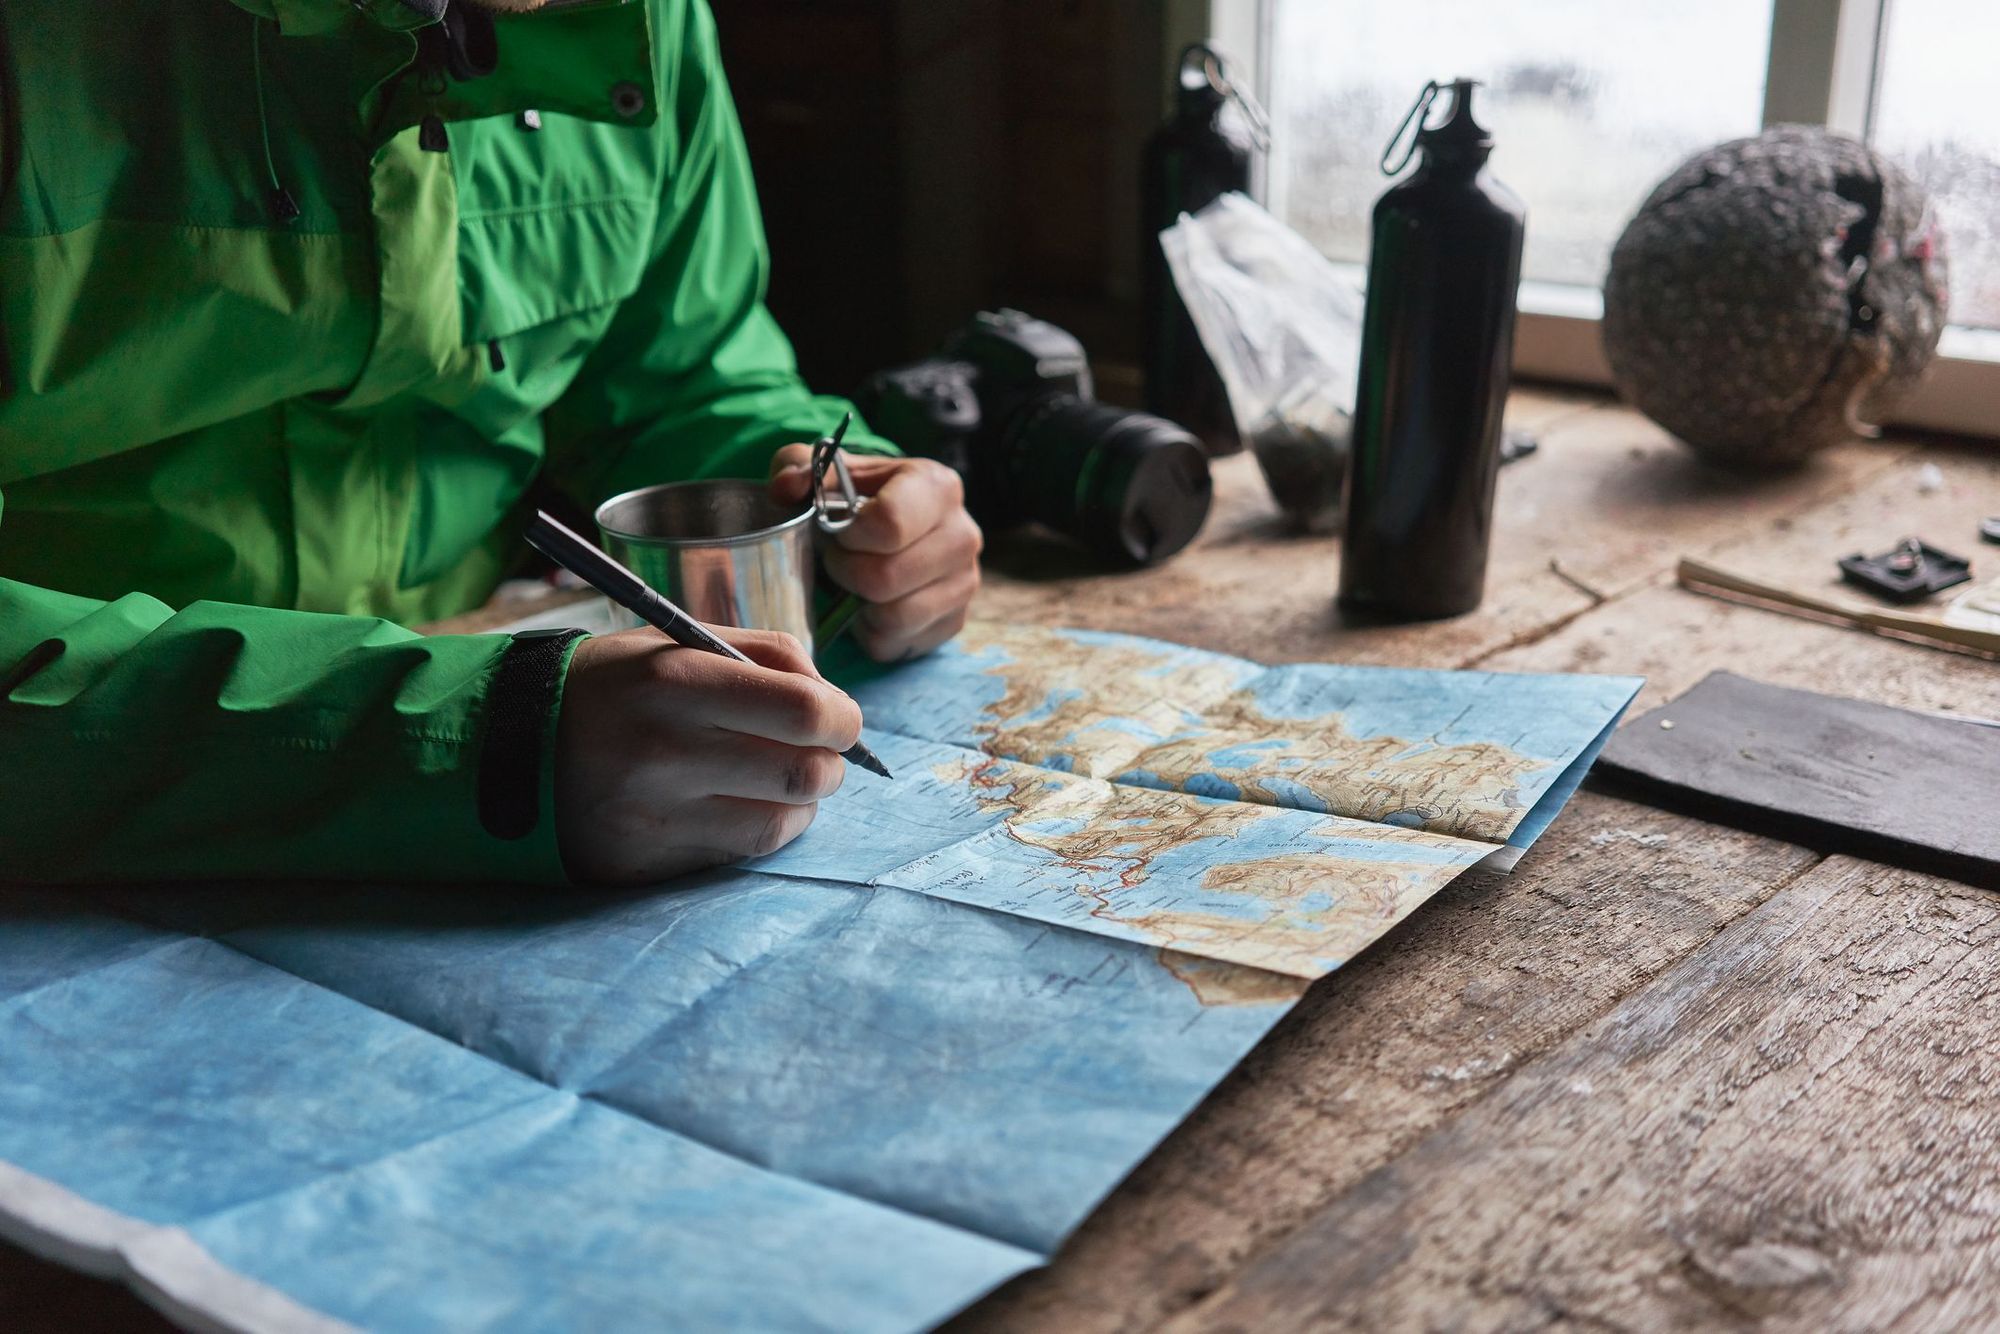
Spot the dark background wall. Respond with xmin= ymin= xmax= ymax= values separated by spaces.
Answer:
xmin=712 ymin=1 xmax=1177 ymax=406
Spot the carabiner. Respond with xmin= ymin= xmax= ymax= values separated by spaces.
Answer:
xmin=1201 ymin=48 xmax=1272 ymax=152
xmin=810 ymin=413 xmax=863 ymax=535
xmin=1380 ymin=80 xmax=1441 ymax=176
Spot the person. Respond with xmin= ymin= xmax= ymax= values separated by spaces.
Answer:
xmin=0 ymin=0 xmax=982 ymax=886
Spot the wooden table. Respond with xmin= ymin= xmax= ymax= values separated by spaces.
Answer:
xmin=950 ymin=387 xmax=2000 ymax=1333
xmin=6 ymin=388 xmax=1997 ymax=1331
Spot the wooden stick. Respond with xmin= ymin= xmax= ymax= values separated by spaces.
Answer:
xmin=1677 ymin=558 xmax=2000 ymax=660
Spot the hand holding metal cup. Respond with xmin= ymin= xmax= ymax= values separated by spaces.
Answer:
xmin=595 ymin=412 xmax=980 ymax=662
xmin=768 ymin=418 xmax=984 ymax=663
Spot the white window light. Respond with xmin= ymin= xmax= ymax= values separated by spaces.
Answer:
xmin=1197 ymin=0 xmax=1998 ymax=439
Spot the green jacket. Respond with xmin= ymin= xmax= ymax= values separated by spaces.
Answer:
xmin=0 ymin=0 xmax=891 ymax=885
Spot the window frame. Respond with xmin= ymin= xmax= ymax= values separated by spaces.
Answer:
xmin=1194 ymin=0 xmax=1999 ymax=439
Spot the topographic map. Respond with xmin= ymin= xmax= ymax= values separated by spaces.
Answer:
xmin=0 ymin=616 xmax=1638 ymax=1333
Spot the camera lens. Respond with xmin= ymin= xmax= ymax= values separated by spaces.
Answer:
xmin=1001 ymin=398 xmax=1213 ymax=566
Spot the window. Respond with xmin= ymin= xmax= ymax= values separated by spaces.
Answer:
xmin=1871 ymin=0 xmax=2000 ymax=332
xmin=1263 ymin=1 xmax=1771 ymax=292
xmin=1204 ymin=0 xmax=2000 ymax=437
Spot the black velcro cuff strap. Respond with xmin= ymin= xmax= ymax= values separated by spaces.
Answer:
xmin=478 ymin=627 xmax=586 ymax=842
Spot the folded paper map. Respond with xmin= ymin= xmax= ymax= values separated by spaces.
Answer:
xmin=0 ymin=619 xmax=1639 ymax=1332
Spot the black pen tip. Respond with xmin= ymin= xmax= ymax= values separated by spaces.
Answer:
xmin=844 ymin=741 xmax=893 ymax=779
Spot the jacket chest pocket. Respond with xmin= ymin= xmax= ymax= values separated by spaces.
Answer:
xmin=457 ymin=194 xmax=655 ymax=353
xmin=453 ymin=112 xmax=662 ymax=355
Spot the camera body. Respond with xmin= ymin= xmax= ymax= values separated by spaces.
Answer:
xmin=854 ymin=310 xmax=1212 ymax=567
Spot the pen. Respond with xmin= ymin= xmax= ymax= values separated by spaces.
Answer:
xmin=524 ymin=509 xmax=894 ymax=779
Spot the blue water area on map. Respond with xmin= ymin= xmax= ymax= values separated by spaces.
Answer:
xmin=1245 ymin=775 xmax=1332 ymax=812
xmin=837 ymin=638 xmax=1018 ymax=753
xmin=844 ymin=630 xmax=1259 ymax=760
xmin=1503 ymin=706 xmax=1628 ymax=851
xmin=1239 ymin=663 xmax=1641 ymax=762
xmin=0 ymin=892 xmax=1035 ymax=1332
xmin=875 ymin=809 xmax=1487 ymax=975
xmin=0 ymin=876 xmax=1291 ymax=1330
xmin=748 ymin=733 xmax=1008 ymax=883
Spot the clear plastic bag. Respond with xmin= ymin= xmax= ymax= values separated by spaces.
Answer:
xmin=1160 ymin=192 xmax=1365 ymax=531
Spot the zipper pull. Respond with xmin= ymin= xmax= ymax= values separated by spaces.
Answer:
xmin=487 ymin=340 xmax=506 ymax=373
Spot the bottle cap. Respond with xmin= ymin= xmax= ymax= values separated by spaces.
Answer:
xmin=1177 ymin=44 xmax=1229 ymax=113
xmin=1381 ymin=78 xmax=1491 ymax=174
xmin=1419 ymin=79 xmax=1492 ymax=158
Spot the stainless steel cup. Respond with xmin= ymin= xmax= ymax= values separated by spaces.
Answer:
xmin=595 ymin=480 xmax=818 ymax=652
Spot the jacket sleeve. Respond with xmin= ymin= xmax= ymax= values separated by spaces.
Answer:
xmin=540 ymin=0 xmax=896 ymax=505
xmin=0 ymin=523 xmax=576 ymax=886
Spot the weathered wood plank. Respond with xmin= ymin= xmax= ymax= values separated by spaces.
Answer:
xmin=1496 ymin=384 xmax=1607 ymax=434
xmin=1503 ymin=406 xmax=1912 ymax=601
xmin=951 ymin=792 xmax=1820 ymax=1333
xmin=1482 ymin=434 xmax=2000 ymax=717
xmin=1483 ymin=582 xmax=2000 ymax=720
xmin=1679 ymin=434 xmax=2000 ymax=623
xmin=1176 ymin=855 xmax=2000 ymax=1333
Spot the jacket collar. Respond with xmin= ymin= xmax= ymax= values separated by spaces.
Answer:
xmin=232 ymin=0 xmax=657 ymax=133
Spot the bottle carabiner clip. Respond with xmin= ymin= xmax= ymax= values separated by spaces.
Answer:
xmin=1197 ymin=46 xmax=1272 ymax=153
xmin=1380 ymin=80 xmax=1441 ymax=176
xmin=810 ymin=412 xmax=863 ymax=534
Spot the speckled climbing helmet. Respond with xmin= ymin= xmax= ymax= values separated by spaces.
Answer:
xmin=1603 ymin=125 xmax=1948 ymax=468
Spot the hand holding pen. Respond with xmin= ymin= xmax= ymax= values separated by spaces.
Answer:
xmin=529 ymin=511 xmax=889 ymax=887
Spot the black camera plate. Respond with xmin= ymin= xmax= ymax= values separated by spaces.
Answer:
xmin=1837 ymin=538 xmax=1972 ymax=603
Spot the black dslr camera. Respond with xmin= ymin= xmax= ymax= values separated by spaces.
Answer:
xmin=853 ymin=310 xmax=1213 ymax=567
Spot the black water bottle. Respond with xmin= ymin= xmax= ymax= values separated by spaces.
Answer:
xmin=1338 ymin=79 xmax=1526 ymax=620
xmin=1141 ymin=44 xmax=1263 ymax=455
